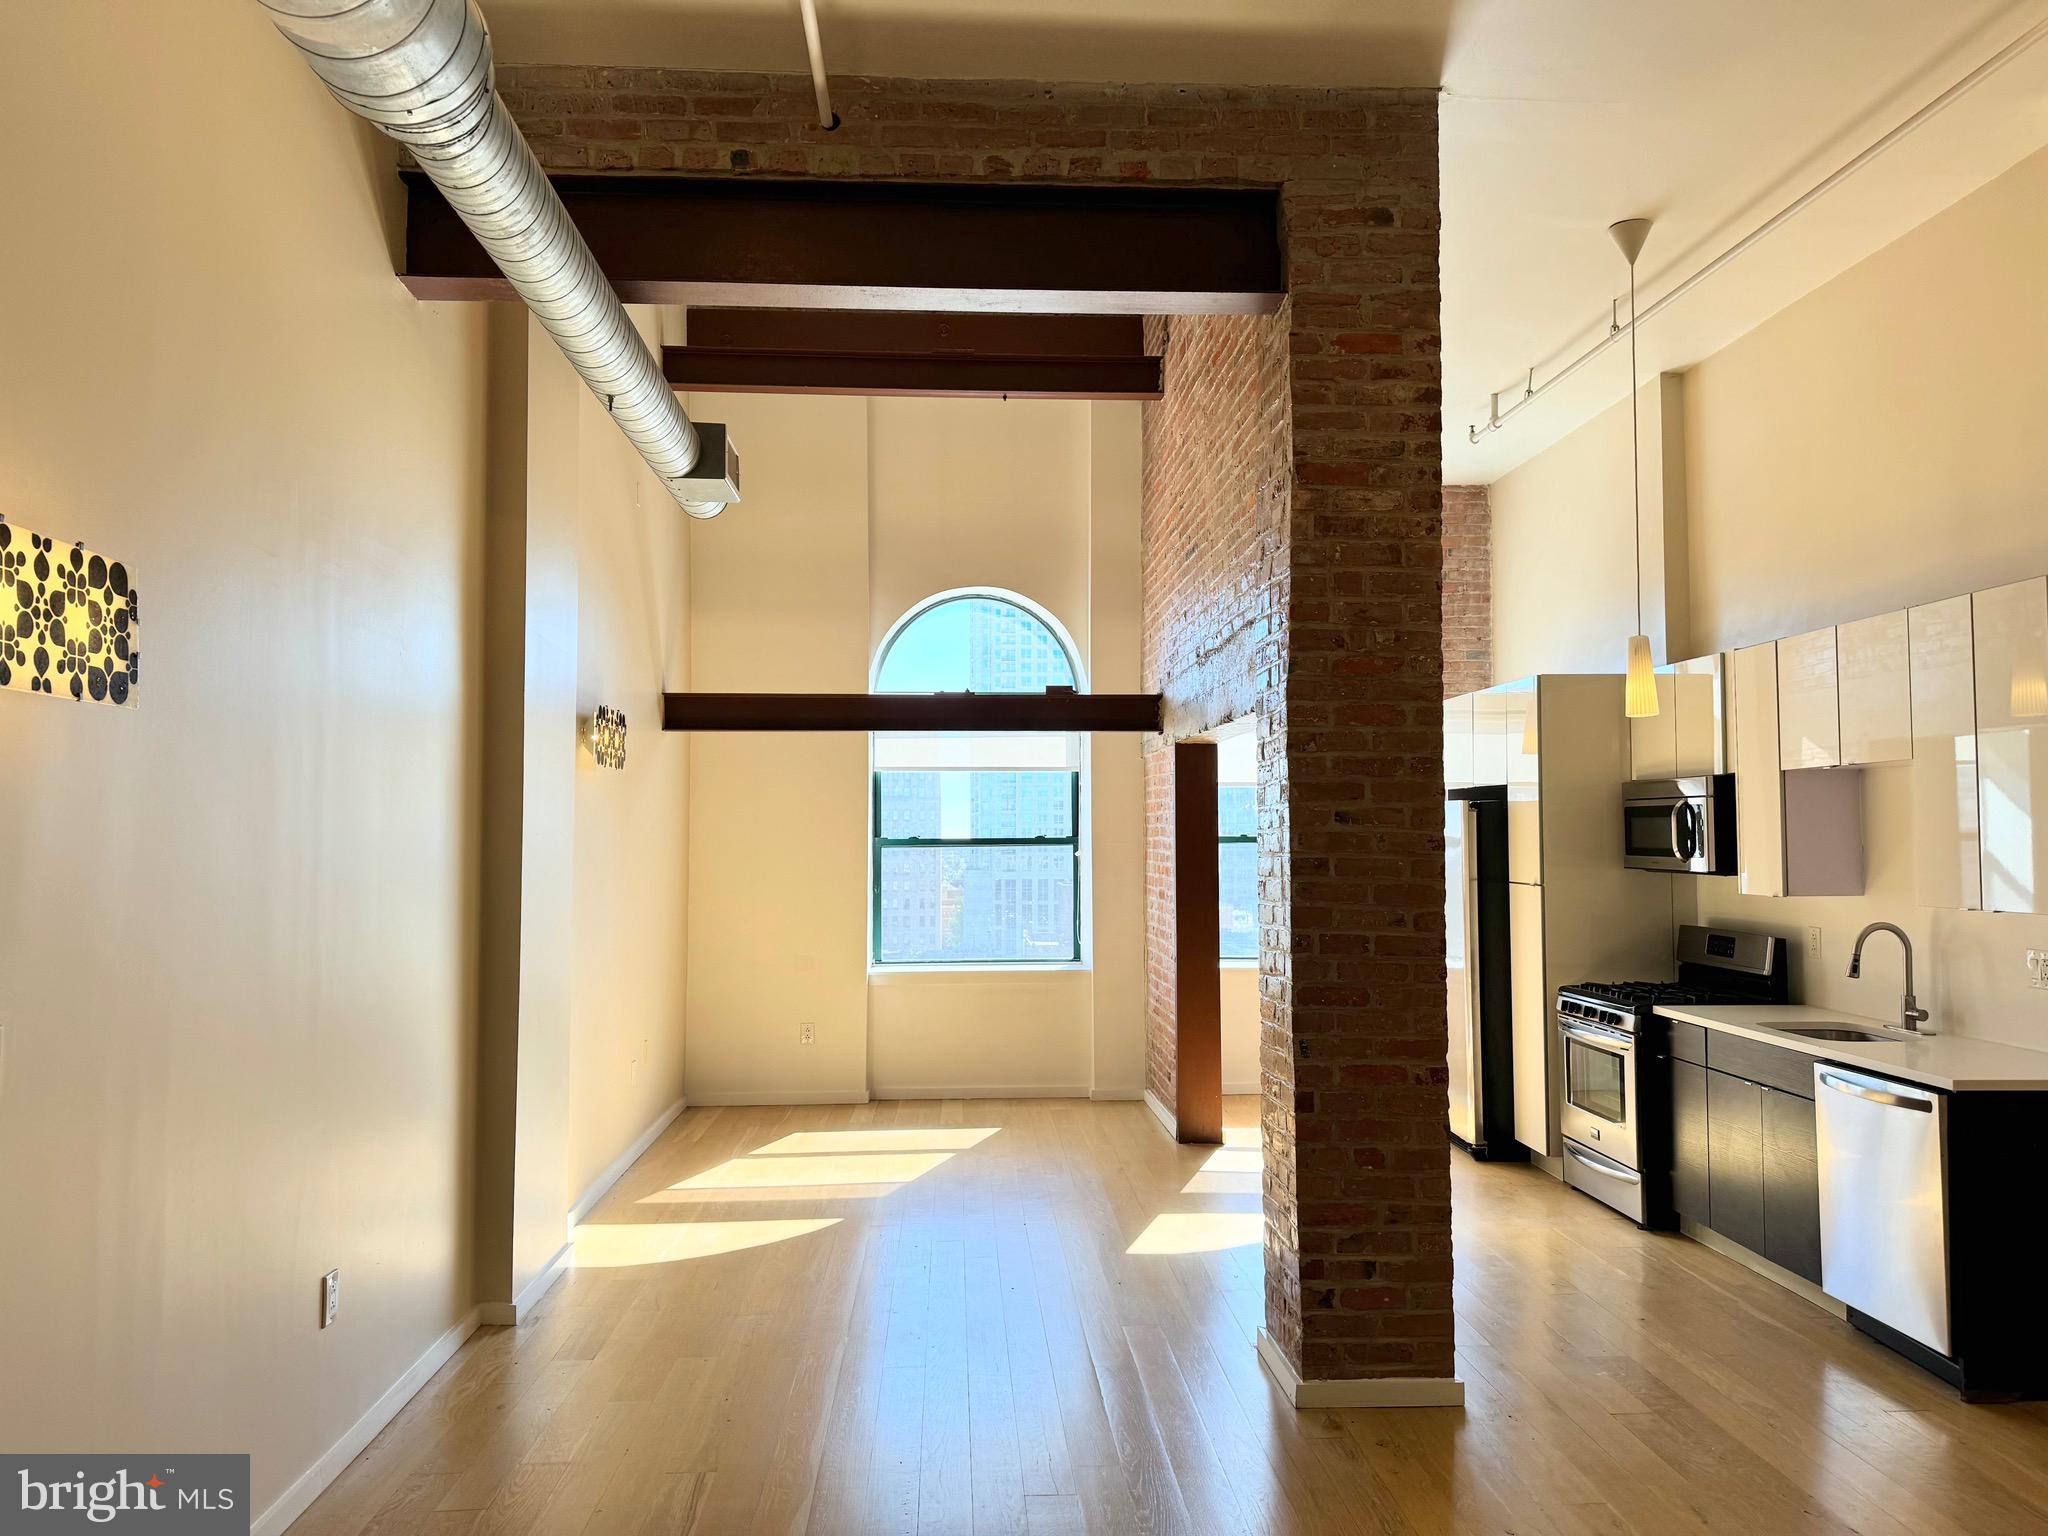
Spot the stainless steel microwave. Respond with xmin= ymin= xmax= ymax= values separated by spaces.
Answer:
xmin=1622 ymin=775 xmax=1737 ymax=874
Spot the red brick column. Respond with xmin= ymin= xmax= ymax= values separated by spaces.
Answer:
xmin=497 ymin=69 xmax=1450 ymax=1386
xmin=1442 ymin=485 xmax=1493 ymax=697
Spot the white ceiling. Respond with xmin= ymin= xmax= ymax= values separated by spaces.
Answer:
xmin=487 ymin=0 xmax=2048 ymax=481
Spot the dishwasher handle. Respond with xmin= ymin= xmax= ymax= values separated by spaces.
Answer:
xmin=1817 ymin=1068 xmax=1935 ymax=1112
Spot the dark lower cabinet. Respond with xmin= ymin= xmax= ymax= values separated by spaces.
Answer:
xmin=1671 ymin=1059 xmax=1710 ymax=1222
xmin=1760 ymin=1086 xmax=1822 ymax=1284
xmin=1706 ymin=1070 xmax=1765 ymax=1254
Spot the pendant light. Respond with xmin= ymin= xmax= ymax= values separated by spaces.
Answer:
xmin=1611 ymin=216 xmax=1660 ymax=719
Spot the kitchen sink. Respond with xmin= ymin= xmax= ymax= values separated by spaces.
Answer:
xmin=1773 ymin=1024 xmax=1897 ymax=1043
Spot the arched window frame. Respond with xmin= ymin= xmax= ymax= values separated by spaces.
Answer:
xmin=870 ymin=589 xmax=1088 ymax=968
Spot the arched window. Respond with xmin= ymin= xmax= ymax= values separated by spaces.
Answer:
xmin=872 ymin=593 xmax=1084 ymax=965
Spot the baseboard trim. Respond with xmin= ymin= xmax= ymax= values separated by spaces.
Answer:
xmin=477 ymin=1240 xmax=573 ymax=1327
xmin=683 ymin=1088 xmax=872 ymax=1106
xmin=1223 ymin=1080 xmax=1259 ymax=1096
xmin=250 ymin=1306 xmax=482 ymax=1536
xmin=1679 ymin=1218 xmax=1846 ymax=1318
xmin=1142 ymin=1089 xmax=1176 ymax=1140
xmin=872 ymin=1084 xmax=1091 ymax=1100
xmin=569 ymin=1096 xmax=686 ymax=1231
xmin=1088 ymin=1087 xmax=1143 ymax=1101
xmin=1255 ymin=1329 xmax=1465 ymax=1409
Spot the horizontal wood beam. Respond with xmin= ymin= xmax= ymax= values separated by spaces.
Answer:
xmin=662 ymin=692 xmax=1163 ymax=732
xmin=684 ymin=310 xmax=1147 ymax=358
xmin=663 ymin=346 xmax=1162 ymax=400
xmin=400 ymin=173 xmax=1283 ymax=315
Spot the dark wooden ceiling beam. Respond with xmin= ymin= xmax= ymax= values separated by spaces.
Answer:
xmin=662 ymin=692 xmax=1163 ymax=732
xmin=683 ymin=309 xmax=1147 ymax=358
xmin=663 ymin=346 xmax=1163 ymax=400
xmin=400 ymin=173 xmax=1283 ymax=315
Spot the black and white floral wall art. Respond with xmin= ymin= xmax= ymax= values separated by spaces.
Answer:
xmin=0 ymin=519 xmax=140 ymax=706
xmin=589 ymin=704 xmax=627 ymax=771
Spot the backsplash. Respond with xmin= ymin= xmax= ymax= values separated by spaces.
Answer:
xmin=1679 ymin=763 xmax=2048 ymax=1051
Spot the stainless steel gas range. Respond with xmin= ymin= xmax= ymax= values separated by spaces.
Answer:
xmin=1556 ymin=927 xmax=1787 ymax=1225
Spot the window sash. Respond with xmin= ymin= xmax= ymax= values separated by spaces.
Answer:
xmin=872 ymin=771 xmax=1082 ymax=965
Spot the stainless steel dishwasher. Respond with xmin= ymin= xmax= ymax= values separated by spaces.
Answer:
xmin=1814 ymin=1064 xmax=1951 ymax=1355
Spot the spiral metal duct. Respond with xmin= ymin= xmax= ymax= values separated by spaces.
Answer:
xmin=258 ymin=0 xmax=737 ymax=517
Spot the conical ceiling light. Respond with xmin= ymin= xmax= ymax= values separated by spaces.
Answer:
xmin=1612 ymin=217 xmax=1659 ymax=719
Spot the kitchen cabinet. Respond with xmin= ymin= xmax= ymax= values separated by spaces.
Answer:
xmin=1629 ymin=654 xmax=1724 ymax=781
xmin=1761 ymin=1087 xmax=1822 ymax=1284
xmin=1671 ymin=1059 xmax=1710 ymax=1223
xmin=1909 ymin=595 xmax=1982 ymax=910
xmin=1504 ymin=678 xmax=1541 ymax=884
xmin=1629 ymin=669 xmax=1679 ymax=781
xmin=1838 ymin=610 xmax=1912 ymax=766
xmin=1972 ymin=577 xmax=2048 ymax=914
xmin=1732 ymin=639 xmax=1864 ymax=897
xmin=1732 ymin=642 xmax=1787 ymax=896
xmin=1778 ymin=626 xmax=1842 ymax=769
xmin=1508 ymin=881 xmax=1552 ymax=1155
xmin=1444 ymin=693 xmax=1475 ymax=792
xmin=1671 ymin=654 xmax=1726 ymax=776
xmin=1473 ymin=684 xmax=1511 ymax=786
xmin=1706 ymin=1070 xmax=1766 ymax=1255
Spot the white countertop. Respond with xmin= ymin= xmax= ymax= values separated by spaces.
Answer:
xmin=1651 ymin=1003 xmax=2048 ymax=1092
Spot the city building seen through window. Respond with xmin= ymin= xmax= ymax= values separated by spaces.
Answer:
xmin=872 ymin=594 xmax=1082 ymax=964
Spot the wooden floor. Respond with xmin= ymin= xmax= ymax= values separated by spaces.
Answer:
xmin=293 ymin=1097 xmax=2048 ymax=1536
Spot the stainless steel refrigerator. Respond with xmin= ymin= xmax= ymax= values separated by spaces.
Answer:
xmin=1446 ymin=786 xmax=1521 ymax=1159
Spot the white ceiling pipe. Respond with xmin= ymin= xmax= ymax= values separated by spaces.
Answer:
xmin=797 ymin=0 xmax=837 ymax=129
xmin=257 ymin=0 xmax=738 ymax=517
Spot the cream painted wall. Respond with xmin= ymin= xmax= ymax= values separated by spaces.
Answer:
xmin=1489 ymin=145 xmax=2048 ymax=1051
xmin=1221 ymin=965 xmax=1261 ymax=1094
xmin=1490 ymin=390 xmax=1637 ymax=681
xmin=684 ymin=393 xmax=875 ymax=1104
xmin=566 ymin=311 xmax=693 ymax=1205
xmin=681 ymin=395 xmax=1147 ymax=1103
xmin=0 ymin=3 xmax=484 ymax=1520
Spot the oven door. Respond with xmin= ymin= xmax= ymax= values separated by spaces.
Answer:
xmin=1559 ymin=1018 xmax=1638 ymax=1169
xmin=1622 ymin=795 xmax=1704 ymax=872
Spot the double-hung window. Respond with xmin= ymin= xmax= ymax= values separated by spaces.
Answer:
xmin=871 ymin=594 xmax=1084 ymax=966
xmin=1219 ymin=783 xmax=1258 ymax=960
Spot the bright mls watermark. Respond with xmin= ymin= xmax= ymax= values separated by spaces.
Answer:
xmin=2 ymin=1457 xmax=249 ymax=1534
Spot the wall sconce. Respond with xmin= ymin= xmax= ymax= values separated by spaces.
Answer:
xmin=588 ymin=705 xmax=627 ymax=770
xmin=1 ymin=520 xmax=141 ymax=706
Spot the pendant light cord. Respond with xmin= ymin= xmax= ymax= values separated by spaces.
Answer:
xmin=1628 ymin=260 xmax=1642 ymax=638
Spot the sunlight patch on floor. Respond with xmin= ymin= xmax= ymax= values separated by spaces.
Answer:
xmin=573 ymin=1217 xmax=840 ymax=1268
xmin=1221 ymin=1125 xmax=1262 ymax=1148
xmin=1127 ymin=1211 xmax=1263 ymax=1255
xmin=666 ymin=1150 xmax=956 ymax=1190
xmin=749 ymin=1127 xmax=1001 ymax=1156
xmin=1181 ymin=1143 xmax=1262 ymax=1195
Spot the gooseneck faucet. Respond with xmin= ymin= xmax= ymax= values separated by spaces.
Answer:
xmin=1848 ymin=922 xmax=1930 ymax=1034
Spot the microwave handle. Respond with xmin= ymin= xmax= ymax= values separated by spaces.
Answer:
xmin=1669 ymin=801 xmax=1687 ymax=855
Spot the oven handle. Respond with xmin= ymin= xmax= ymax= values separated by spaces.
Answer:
xmin=1565 ymin=1142 xmax=1642 ymax=1184
xmin=1561 ymin=1021 xmax=1634 ymax=1054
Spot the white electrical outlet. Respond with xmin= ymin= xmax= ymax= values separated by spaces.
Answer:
xmin=799 ymin=1023 xmax=816 ymax=1046
xmin=1806 ymin=926 xmax=1825 ymax=965
xmin=2028 ymin=949 xmax=2048 ymax=991
xmin=321 ymin=1269 xmax=340 ymax=1329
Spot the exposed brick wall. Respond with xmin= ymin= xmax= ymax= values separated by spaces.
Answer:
xmin=1442 ymin=484 xmax=1492 ymax=695
xmin=1140 ymin=313 xmax=1290 ymax=1118
xmin=497 ymin=65 xmax=1450 ymax=1385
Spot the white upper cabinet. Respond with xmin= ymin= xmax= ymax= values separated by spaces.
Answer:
xmin=1732 ymin=642 xmax=1787 ymax=897
xmin=1671 ymin=653 xmax=1726 ymax=777
xmin=1444 ymin=693 xmax=1475 ymax=791
xmin=1504 ymin=678 xmax=1542 ymax=885
xmin=1778 ymin=627 xmax=1842 ymax=770
xmin=1908 ymin=595 xmax=1980 ymax=910
xmin=1629 ymin=667 xmax=1679 ymax=781
xmin=1472 ymin=684 xmax=1511 ymax=786
xmin=1973 ymin=577 xmax=2048 ymax=914
xmin=1838 ymin=610 xmax=1913 ymax=766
